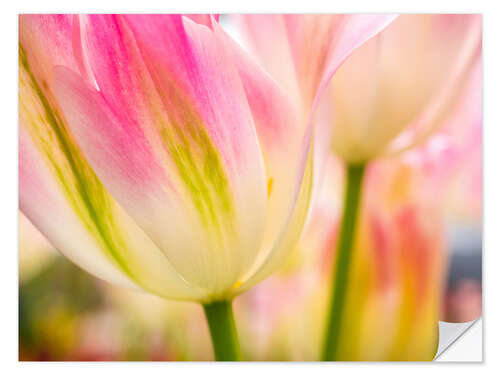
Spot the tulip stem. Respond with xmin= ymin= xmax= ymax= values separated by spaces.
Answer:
xmin=321 ymin=163 xmax=366 ymax=361
xmin=203 ymin=299 xmax=241 ymax=361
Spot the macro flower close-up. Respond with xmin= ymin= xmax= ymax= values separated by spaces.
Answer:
xmin=18 ymin=13 xmax=482 ymax=362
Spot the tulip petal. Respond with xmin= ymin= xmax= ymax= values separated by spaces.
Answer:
xmin=324 ymin=14 xmax=481 ymax=162
xmin=310 ymin=15 xmax=398 ymax=104
xmin=237 ymin=147 xmax=314 ymax=292
xmin=19 ymin=15 xmax=203 ymax=301
xmin=386 ymin=15 xmax=482 ymax=156
xmin=19 ymin=15 xmax=76 ymax=89
xmin=235 ymin=14 xmax=396 ymax=108
xmin=233 ymin=14 xmax=302 ymax=106
xmin=57 ymin=15 xmax=268 ymax=298
xmin=20 ymin=127 xmax=200 ymax=300
xmin=184 ymin=14 xmax=220 ymax=27
xmin=236 ymin=15 xmax=398 ymax=284
xmin=214 ymin=22 xmax=315 ymax=290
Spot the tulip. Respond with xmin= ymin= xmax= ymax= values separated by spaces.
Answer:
xmin=320 ymin=15 xmax=481 ymax=361
xmin=295 ymin=76 xmax=481 ymax=358
xmin=236 ymin=14 xmax=481 ymax=360
xmin=19 ymin=14 xmax=392 ymax=360
xmin=294 ymin=157 xmax=446 ymax=360
xmin=350 ymin=58 xmax=480 ymax=360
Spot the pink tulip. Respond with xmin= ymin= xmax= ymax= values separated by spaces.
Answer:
xmin=19 ymin=14 xmax=392 ymax=303
xmin=19 ymin=14 xmax=299 ymax=303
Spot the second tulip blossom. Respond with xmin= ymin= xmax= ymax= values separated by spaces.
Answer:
xmin=236 ymin=14 xmax=482 ymax=164
xmin=322 ymin=14 xmax=482 ymax=163
xmin=298 ymin=157 xmax=446 ymax=360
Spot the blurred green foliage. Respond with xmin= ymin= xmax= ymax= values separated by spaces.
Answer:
xmin=19 ymin=258 xmax=105 ymax=360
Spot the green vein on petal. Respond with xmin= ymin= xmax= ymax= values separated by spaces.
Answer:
xmin=19 ymin=44 xmax=137 ymax=282
xmin=145 ymin=75 xmax=236 ymax=247
xmin=160 ymin=113 xmax=235 ymax=245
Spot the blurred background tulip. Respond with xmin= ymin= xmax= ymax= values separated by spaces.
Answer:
xmin=295 ymin=54 xmax=481 ymax=360
xmin=300 ymin=157 xmax=447 ymax=360
xmin=315 ymin=14 xmax=481 ymax=163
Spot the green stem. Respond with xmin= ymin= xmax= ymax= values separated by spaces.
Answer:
xmin=321 ymin=163 xmax=366 ymax=361
xmin=203 ymin=300 xmax=241 ymax=361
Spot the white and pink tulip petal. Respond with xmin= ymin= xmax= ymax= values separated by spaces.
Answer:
xmin=55 ymin=15 xmax=269 ymax=299
xmin=19 ymin=14 xmax=204 ymax=301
